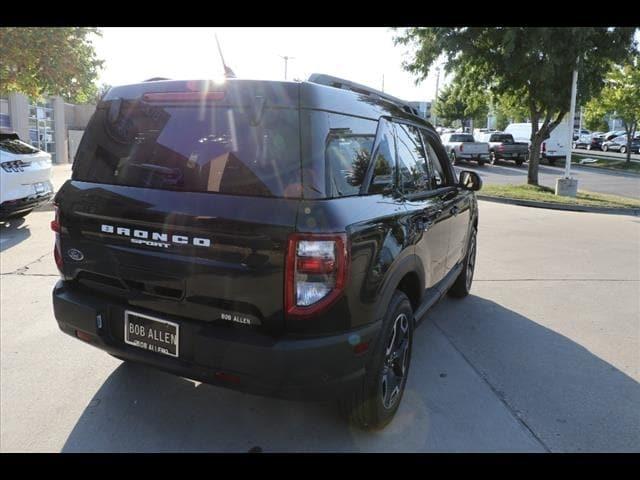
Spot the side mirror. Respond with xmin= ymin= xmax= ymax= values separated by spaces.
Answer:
xmin=458 ymin=170 xmax=482 ymax=191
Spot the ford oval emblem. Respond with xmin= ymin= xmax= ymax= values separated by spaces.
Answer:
xmin=67 ymin=248 xmax=84 ymax=261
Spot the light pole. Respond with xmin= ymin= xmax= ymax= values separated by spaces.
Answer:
xmin=556 ymin=58 xmax=579 ymax=197
xmin=433 ymin=66 xmax=441 ymax=127
xmin=280 ymin=55 xmax=295 ymax=81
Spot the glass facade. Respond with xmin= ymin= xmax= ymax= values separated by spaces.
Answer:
xmin=28 ymin=99 xmax=56 ymax=162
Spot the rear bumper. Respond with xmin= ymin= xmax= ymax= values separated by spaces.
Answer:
xmin=459 ymin=153 xmax=489 ymax=159
xmin=52 ymin=280 xmax=382 ymax=401
xmin=0 ymin=191 xmax=53 ymax=218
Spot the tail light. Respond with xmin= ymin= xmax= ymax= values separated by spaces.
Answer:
xmin=498 ymin=145 xmax=505 ymax=152
xmin=51 ymin=203 xmax=63 ymax=274
xmin=459 ymin=144 xmax=464 ymax=152
xmin=285 ymin=233 xmax=349 ymax=319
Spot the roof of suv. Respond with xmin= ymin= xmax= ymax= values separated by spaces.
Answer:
xmin=102 ymin=77 xmax=432 ymax=128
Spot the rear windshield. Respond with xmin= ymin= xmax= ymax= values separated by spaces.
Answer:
xmin=450 ymin=134 xmax=475 ymax=142
xmin=0 ymin=139 xmax=40 ymax=155
xmin=73 ymin=100 xmax=301 ymax=198
xmin=489 ymin=134 xmax=514 ymax=143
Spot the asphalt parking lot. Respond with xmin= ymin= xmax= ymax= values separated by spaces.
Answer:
xmin=1 ymin=167 xmax=639 ymax=452
xmin=454 ymin=160 xmax=640 ymax=199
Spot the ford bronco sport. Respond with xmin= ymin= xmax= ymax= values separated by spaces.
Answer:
xmin=52 ymin=74 xmax=481 ymax=429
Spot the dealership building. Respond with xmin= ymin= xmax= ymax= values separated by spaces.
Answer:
xmin=0 ymin=92 xmax=96 ymax=164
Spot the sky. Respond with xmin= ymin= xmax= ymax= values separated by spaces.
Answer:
xmin=92 ymin=27 xmax=450 ymax=103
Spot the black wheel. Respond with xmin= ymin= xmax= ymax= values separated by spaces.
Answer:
xmin=448 ymin=227 xmax=477 ymax=298
xmin=450 ymin=151 xmax=459 ymax=165
xmin=477 ymin=158 xmax=485 ymax=166
xmin=489 ymin=151 xmax=498 ymax=165
xmin=620 ymin=146 xmax=627 ymax=154
xmin=339 ymin=290 xmax=413 ymax=430
xmin=515 ymin=159 xmax=524 ymax=166
xmin=548 ymin=158 xmax=556 ymax=166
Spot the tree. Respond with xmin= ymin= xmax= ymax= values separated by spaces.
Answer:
xmin=0 ymin=27 xmax=103 ymax=103
xmin=582 ymin=108 xmax=610 ymax=133
xmin=583 ymin=56 xmax=640 ymax=162
xmin=394 ymin=27 xmax=637 ymax=185
xmin=433 ymin=75 xmax=488 ymax=130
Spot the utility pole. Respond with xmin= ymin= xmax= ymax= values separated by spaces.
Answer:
xmin=556 ymin=58 xmax=579 ymax=197
xmin=280 ymin=55 xmax=295 ymax=80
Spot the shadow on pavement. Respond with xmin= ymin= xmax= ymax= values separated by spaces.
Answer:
xmin=0 ymin=217 xmax=30 ymax=252
xmin=61 ymin=294 xmax=639 ymax=452
xmin=428 ymin=294 xmax=640 ymax=452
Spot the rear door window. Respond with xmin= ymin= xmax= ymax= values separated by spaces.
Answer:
xmin=73 ymin=100 xmax=301 ymax=198
xmin=394 ymin=122 xmax=430 ymax=194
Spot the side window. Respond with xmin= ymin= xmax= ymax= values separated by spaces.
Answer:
xmin=421 ymin=130 xmax=450 ymax=189
xmin=325 ymin=114 xmax=377 ymax=198
xmin=395 ymin=123 xmax=430 ymax=194
xmin=367 ymin=120 xmax=396 ymax=195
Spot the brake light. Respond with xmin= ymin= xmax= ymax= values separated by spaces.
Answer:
xmin=142 ymin=91 xmax=225 ymax=102
xmin=51 ymin=204 xmax=63 ymax=274
xmin=498 ymin=145 xmax=505 ymax=151
xmin=459 ymin=144 xmax=464 ymax=152
xmin=285 ymin=233 xmax=349 ymax=319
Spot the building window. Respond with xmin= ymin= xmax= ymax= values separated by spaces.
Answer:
xmin=28 ymin=99 xmax=55 ymax=161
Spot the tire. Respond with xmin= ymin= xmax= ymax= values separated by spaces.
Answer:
xmin=602 ymin=144 xmax=609 ymax=152
xmin=548 ymin=158 xmax=556 ymax=166
xmin=489 ymin=151 xmax=498 ymax=165
xmin=620 ymin=146 xmax=627 ymax=154
xmin=515 ymin=159 xmax=524 ymax=167
xmin=477 ymin=158 xmax=485 ymax=166
xmin=448 ymin=227 xmax=477 ymax=298
xmin=339 ymin=290 xmax=414 ymax=430
xmin=450 ymin=151 xmax=459 ymax=165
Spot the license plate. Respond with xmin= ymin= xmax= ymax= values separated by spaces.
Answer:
xmin=124 ymin=311 xmax=179 ymax=358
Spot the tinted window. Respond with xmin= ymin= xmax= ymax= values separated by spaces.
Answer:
xmin=73 ymin=100 xmax=301 ymax=198
xmin=395 ymin=123 xmax=430 ymax=194
xmin=325 ymin=114 xmax=377 ymax=198
xmin=421 ymin=131 xmax=449 ymax=189
xmin=0 ymin=139 xmax=40 ymax=155
xmin=489 ymin=134 xmax=514 ymax=143
xmin=450 ymin=134 xmax=475 ymax=142
xmin=367 ymin=120 xmax=396 ymax=195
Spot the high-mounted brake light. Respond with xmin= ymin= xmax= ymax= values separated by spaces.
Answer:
xmin=142 ymin=91 xmax=225 ymax=102
xmin=285 ymin=233 xmax=348 ymax=319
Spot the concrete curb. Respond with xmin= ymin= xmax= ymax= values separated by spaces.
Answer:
xmin=477 ymin=194 xmax=640 ymax=217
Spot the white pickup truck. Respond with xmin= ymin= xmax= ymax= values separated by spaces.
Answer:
xmin=440 ymin=132 xmax=490 ymax=166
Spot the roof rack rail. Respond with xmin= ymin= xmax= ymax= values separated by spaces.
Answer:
xmin=307 ymin=73 xmax=420 ymax=117
xmin=143 ymin=77 xmax=171 ymax=82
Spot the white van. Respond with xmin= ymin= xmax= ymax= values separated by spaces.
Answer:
xmin=505 ymin=117 xmax=570 ymax=166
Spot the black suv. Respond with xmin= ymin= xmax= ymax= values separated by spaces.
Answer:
xmin=52 ymin=74 xmax=481 ymax=429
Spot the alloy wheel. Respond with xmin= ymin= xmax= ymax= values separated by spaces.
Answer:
xmin=381 ymin=313 xmax=410 ymax=410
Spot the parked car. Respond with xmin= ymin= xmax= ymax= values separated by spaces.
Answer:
xmin=0 ymin=131 xmax=54 ymax=220
xmin=475 ymin=131 xmax=529 ymax=166
xmin=504 ymin=120 xmax=570 ymax=166
xmin=602 ymin=135 xmax=640 ymax=154
xmin=573 ymin=129 xmax=590 ymax=141
xmin=440 ymin=132 xmax=490 ymax=166
xmin=573 ymin=133 xmax=603 ymax=151
xmin=602 ymin=130 xmax=627 ymax=142
xmin=51 ymin=74 xmax=482 ymax=430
